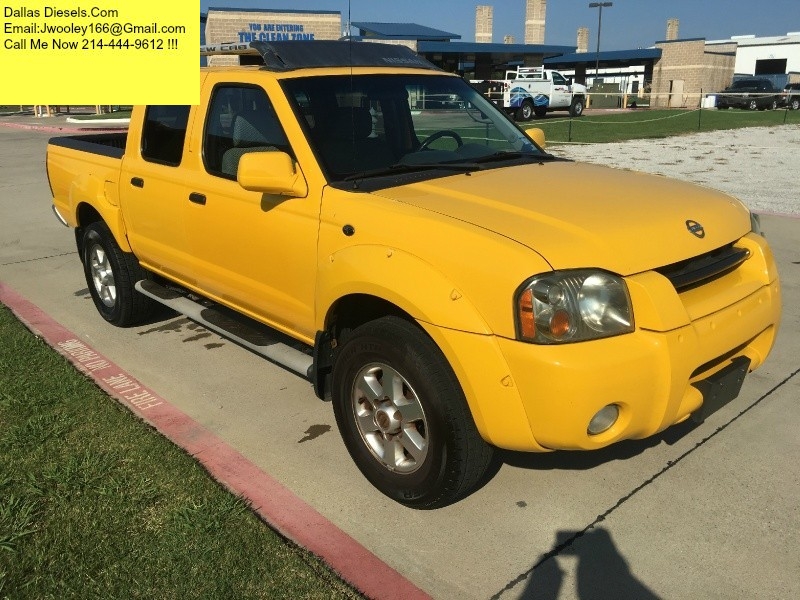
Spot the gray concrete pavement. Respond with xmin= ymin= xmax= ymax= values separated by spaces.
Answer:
xmin=1 ymin=120 xmax=798 ymax=599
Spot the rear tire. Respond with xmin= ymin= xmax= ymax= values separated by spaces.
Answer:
xmin=569 ymin=97 xmax=585 ymax=117
xmin=516 ymin=99 xmax=534 ymax=121
xmin=331 ymin=316 xmax=493 ymax=508
xmin=82 ymin=222 xmax=154 ymax=327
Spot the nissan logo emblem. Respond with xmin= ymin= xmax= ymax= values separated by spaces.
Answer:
xmin=686 ymin=220 xmax=705 ymax=238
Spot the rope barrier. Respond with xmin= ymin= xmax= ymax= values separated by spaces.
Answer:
xmin=528 ymin=108 xmax=777 ymax=126
xmin=564 ymin=109 xmax=702 ymax=125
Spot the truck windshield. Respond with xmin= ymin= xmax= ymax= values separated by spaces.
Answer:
xmin=281 ymin=74 xmax=543 ymax=185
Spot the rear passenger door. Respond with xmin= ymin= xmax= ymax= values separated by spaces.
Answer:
xmin=120 ymin=104 xmax=195 ymax=285
xmin=183 ymin=79 xmax=322 ymax=341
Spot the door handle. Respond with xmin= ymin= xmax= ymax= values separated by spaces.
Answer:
xmin=130 ymin=177 xmax=144 ymax=188
xmin=189 ymin=192 xmax=207 ymax=205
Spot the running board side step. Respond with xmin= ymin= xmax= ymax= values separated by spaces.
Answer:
xmin=135 ymin=280 xmax=314 ymax=380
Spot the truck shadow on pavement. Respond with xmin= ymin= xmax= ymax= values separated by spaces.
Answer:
xmin=517 ymin=527 xmax=662 ymax=600
xmin=496 ymin=419 xmax=699 ymax=472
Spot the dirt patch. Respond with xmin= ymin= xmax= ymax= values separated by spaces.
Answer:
xmin=550 ymin=125 xmax=800 ymax=216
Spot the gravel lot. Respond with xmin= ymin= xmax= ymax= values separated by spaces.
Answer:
xmin=550 ymin=124 xmax=800 ymax=217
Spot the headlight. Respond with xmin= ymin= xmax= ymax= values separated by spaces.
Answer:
xmin=515 ymin=269 xmax=634 ymax=344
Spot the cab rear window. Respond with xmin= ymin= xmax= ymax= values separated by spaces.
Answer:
xmin=141 ymin=105 xmax=191 ymax=166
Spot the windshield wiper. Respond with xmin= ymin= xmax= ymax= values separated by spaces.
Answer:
xmin=342 ymin=161 xmax=483 ymax=183
xmin=472 ymin=151 xmax=558 ymax=164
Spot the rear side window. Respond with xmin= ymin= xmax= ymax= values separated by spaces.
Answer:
xmin=141 ymin=105 xmax=191 ymax=166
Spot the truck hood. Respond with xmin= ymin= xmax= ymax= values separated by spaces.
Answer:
xmin=372 ymin=161 xmax=751 ymax=275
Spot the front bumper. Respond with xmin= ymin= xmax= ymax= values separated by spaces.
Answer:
xmin=427 ymin=236 xmax=781 ymax=453
xmin=496 ymin=279 xmax=779 ymax=450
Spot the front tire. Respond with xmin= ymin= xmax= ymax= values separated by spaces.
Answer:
xmin=82 ymin=222 xmax=154 ymax=326
xmin=331 ymin=316 xmax=493 ymax=508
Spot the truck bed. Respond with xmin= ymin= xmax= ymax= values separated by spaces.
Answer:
xmin=48 ymin=132 xmax=128 ymax=159
xmin=47 ymin=132 xmax=129 ymax=230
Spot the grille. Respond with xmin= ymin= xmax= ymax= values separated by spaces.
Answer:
xmin=656 ymin=244 xmax=750 ymax=292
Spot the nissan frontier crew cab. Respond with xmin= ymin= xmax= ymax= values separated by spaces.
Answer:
xmin=47 ymin=41 xmax=781 ymax=508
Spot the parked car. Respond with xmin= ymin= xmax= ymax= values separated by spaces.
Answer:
xmin=471 ymin=66 xmax=587 ymax=120
xmin=780 ymin=82 xmax=800 ymax=110
xmin=716 ymin=78 xmax=780 ymax=110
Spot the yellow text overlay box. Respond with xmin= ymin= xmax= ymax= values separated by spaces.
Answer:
xmin=1 ymin=1 xmax=199 ymax=104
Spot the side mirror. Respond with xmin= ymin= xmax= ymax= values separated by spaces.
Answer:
xmin=525 ymin=127 xmax=546 ymax=149
xmin=237 ymin=151 xmax=308 ymax=197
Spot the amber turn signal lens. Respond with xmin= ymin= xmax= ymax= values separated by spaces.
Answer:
xmin=519 ymin=288 xmax=535 ymax=339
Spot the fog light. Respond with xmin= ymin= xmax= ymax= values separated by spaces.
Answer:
xmin=588 ymin=404 xmax=619 ymax=435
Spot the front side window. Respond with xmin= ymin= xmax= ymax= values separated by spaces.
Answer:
xmin=203 ymin=84 xmax=289 ymax=179
xmin=282 ymin=74 xmax=544 ymax=187
xmin=141 ymin=105 xmax=190 ymax=166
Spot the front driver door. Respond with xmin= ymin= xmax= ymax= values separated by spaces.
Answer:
xmin=183 ymin=79 xmax=321 ymax=342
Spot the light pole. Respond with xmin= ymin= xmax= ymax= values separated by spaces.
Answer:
xmin=589 ymin=2 xmax=612 ymax=87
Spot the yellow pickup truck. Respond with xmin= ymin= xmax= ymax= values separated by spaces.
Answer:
xmin=47 ymin=41 xmax=781 ymax=508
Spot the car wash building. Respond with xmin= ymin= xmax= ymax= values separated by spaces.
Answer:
xmin=204 ymin=7 xmax=343 ymax=66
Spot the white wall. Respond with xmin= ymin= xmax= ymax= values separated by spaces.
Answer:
xmin=557 ymin=65 xmax=646 ymax=94
xmin=723 ymin=34 xmax=800 ymax=74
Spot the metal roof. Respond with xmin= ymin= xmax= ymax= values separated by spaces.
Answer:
xmin=352 ymin=22 xmax=460 ymax=41
xmin=418 ymin=41 xmax=576 ymax=56
xmin=707 ymin=33 xmax=800 ymax=46
xmin=544 ymin=48 xmax=661 ymax=66
xmin=208 ymin=6 xmax=340 ymax=15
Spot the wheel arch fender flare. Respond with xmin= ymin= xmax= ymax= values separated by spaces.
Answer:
xmin=71 ymin=172 xmax=131 ymax=253
xmin=313 ymin=246 xmax=543 ymax=450
xmin=316 ymin=245 xmax=491 ymax=336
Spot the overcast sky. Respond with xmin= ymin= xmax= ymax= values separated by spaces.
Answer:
xmin=201 ymin=1 xmax=800 ymax=50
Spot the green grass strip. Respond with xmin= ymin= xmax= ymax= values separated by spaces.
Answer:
xmin=524 ymin=108 xmax=800 ymax=144
xmin=0 ymin=305 xmax=362 ymax=600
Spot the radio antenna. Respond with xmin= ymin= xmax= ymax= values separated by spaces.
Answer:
xmin=348 ymin=0 xmax=357 ymax=186
xmin=348 ymin=0 xmax=353 ymax=70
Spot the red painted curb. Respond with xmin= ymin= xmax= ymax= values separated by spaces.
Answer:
xmin=0 ymin=120 xmax=127 ymax=134
xmin=0 ymin=282 xmax=432 ymax=600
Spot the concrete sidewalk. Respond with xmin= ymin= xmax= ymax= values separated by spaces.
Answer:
xmin=0 ymin=108 xmax=129 ymax=132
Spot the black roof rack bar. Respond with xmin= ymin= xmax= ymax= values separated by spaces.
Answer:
xmin=251 ymin=41 xmax=289 ymax=70
xmin=200 ymin=42 xmax=258 ymax=56
xmin=200 ymin=40 xmax=441 ymax=72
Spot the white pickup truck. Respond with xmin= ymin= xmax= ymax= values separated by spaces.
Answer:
xmin=472 ymin=66 xmax=587 ymax=120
